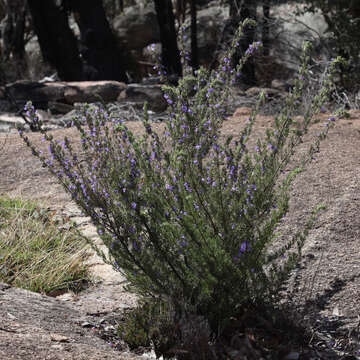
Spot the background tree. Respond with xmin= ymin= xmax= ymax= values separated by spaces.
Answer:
xmin=262 ymin=0 xmax=271 ymax=57
xmin=27 ymin=0 xmax=83 ymax=81
xmin=0 ymin=0 xmax=29 ymax=80
xmin=67 ymin=0 xmax=128 ymax=82
xmin=2 ymin=0 xmax=27 ymax=62
xmin=190 ymin=0 xmax=199 ymax=71
xmin=153 ymin=0 xmax=182 ymax=78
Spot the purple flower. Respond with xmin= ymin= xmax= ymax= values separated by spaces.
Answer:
xmin=234 ymin=241 xmax=252 ymax=262
xmin=184 ymin=182 xmax=192 ymax=192
xmin=240 ymin=241 xmax=251 ymax=253
xmin=165 ymin=184 xmax=174 ymax=191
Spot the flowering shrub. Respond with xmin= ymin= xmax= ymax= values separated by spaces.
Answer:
xmin=19 ymin=20 xmax=341 ymax=337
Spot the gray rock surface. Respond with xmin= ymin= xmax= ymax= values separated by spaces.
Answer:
xmin=118 ymin=83 xmax=167 ymax=112
xmin=267 ymin=3 xmax=329 ymax=75
xmin=0 ymin=282 xmax=143 ymax=360
xmin=4 ymin=80 xmax=127 ymax=109
xmin=113 ymin=3 xmax=159 ymax=51
xmin=63 ymin=81 xmax=127 ymax=104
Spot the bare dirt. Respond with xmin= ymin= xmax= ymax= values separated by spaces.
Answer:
xmin=0 ymin=107 xmax=359 ymax=359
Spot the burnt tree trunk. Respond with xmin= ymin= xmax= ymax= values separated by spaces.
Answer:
xmin=27 ymin=0 xmax=83 ymax=81
xmin=262 ymin=0 xmax=270 ymax=57
xmin=1 ymin=0 xmax=28 ymax=80
xmin=190 ymin=0 xmax=199 ymax=70
xmin=153 ymin=0 xmax=182 ymax=78
xmin=119 ymin=0 xmax=124 ymax=13
xmin=69 ymin=0 xmax=128 ymax=82
xmin=2 ymin=0 xmax=27 ymax=61
xmin=228 ymin=0 xmax=257 ymax=86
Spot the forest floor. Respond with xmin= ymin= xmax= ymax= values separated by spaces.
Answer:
xmin=0 ymin=106 xmax=359 ymax=359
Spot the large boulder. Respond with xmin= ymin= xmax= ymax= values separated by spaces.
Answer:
xmin=138 ymin=5 xmax=228 ymax=70
xmin=266 ymin=3 xmax=329 ymax=76
xmin=117 ymin=84 xmax=167 ymax=112
xmin=113 ymin=4 xmax=159 ymax=51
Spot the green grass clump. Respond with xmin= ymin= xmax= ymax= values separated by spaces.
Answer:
xmin=0 ymin=196 xmax=91 ymax=295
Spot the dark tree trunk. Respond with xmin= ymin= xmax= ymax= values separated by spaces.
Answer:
xmin=175 ymin=0 xmax=187 ymax=25
xmin=262 ymin=0 xmax=270 ymax=57
xmin=153 ymin=0 xmax=182 ymax=78
xmin=2 ymin=0 xmax=27 ymax=61
xmin=69 ymin=0 xmax=128 ymax=82
xmin=228 ymin=0 xmax=257 ymax=86
xmin=27 ymin=0 xmax=83 ymax=81
xmin=118 ymin=0 xmax=124 ymax=12
xmin=190 ymin=0 xmax=199 ymax=71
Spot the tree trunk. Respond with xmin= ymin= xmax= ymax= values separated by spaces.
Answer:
xmin=69 ymin=0 xmax=128 ymax=82
xmin=153 ymin=0 xmax=182 ymax=78
xmin=190 ymin=0 xmax=199 ymax=71
xmin=2 ymin=0 xmax=27 ymax=61
xmin=228 ymin=0 xmax=257 ymax=86
xmin=118 ymin=0 xmax=124 ymax=12
xmin=27 ymin=0 xmax=83 ymax=81
xmin=262 ymin=0 xmax=270 ymax=57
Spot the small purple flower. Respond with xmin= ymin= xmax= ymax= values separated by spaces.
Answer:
xmin=165 ymin=184 xmax=174 ymax=191
xmin=240 ymin=241 xmax=251 ymax=253
xmin=184 ymin=182 xmax=192 ymax=192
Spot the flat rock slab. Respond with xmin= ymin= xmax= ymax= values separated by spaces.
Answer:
xmin=4 ymin=80 xmax=127 ymax=109
xmin=0 ymin=282 xmax=142 ymax=360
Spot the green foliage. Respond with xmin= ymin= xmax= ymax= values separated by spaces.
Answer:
xmin=300 ymin=0 xmax=360 ymax=89
xmin=0 ymin=196 xmax=91 ymax=295
xmin=19 ymin=20 xmax=341 ymax=346
xmin=117 ymin=299 xmax=175 ymax=351
xmin=118 ymin=298 xmax=215 ymax=359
